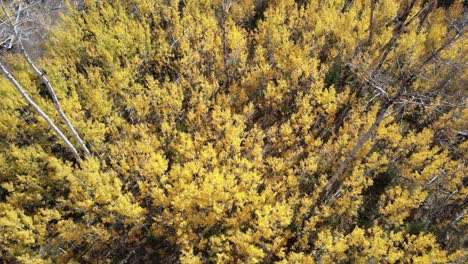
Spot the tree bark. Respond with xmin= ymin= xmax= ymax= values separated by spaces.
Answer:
xmin=1 ymin=2 xmax=91 ymax=156
xmin=0 ymin=61 xmax=82 ymax=162
xmin=376 ymin=0 xmax=434 ymax=70
xmin=17 ymin=39 xmax=91 ymax=156
xmin=320 ymin=98 xmax=392 ymax=203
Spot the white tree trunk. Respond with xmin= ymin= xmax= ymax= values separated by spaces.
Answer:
xmin=1 ymin=1 xmax=91 ymax=156
xmin=17 ymin=39 xmax=91 ymax=156
xmin=0 ymin=61 xmax=82 ymax=162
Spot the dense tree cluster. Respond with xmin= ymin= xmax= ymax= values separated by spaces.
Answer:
xmin=0 ymin=0 xmax=466 ymax=263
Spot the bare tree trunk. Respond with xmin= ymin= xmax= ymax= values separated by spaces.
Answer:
xmin=1 ymin=2 xmax=91 ymax=156
xmin=17 ymin=39 xmax=91 ymax=156
xmin=376 ymin=0 xmax=433 ymax=70
xmin=318 ymin=26 xmax=464 ymax=202
xmin=0 ymin=61 xmax=82 ymax=162
xmin=320 ymin=98 xmax=392 ymax=203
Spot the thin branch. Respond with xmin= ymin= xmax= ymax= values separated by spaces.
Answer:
xmin=455 ymin=130 xmax=468 ymax=137
xmin=362 ymin=75 xmax=388 ymax=98
xmin=6 ymin=1 xmax=20 ymax=49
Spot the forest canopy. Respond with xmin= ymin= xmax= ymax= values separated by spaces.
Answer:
xmin=0 ymin=0 xmax=466 ymax=263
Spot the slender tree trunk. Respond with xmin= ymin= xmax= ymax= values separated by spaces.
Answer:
xmin=376 ymin=0 xmax=433 ymax=70
xmin=419 ymin=30 xmax=464 ymax=67
xmin=0 ymin=61 xmax=82 ymax=162
xmin=320 ymin=98 xmax=392 ymax=202
xmin=1 ymin=2 xmax=91 ymax=156
xmin=17 ymin=40 xmax=91 ymax=156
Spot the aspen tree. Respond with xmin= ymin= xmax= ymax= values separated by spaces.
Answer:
xmin=0 ymin=0 xmax=466 ymax=262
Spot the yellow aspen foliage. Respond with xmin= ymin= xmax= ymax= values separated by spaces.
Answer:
xmin=0 ymin=0 xmax=466 ymax=262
